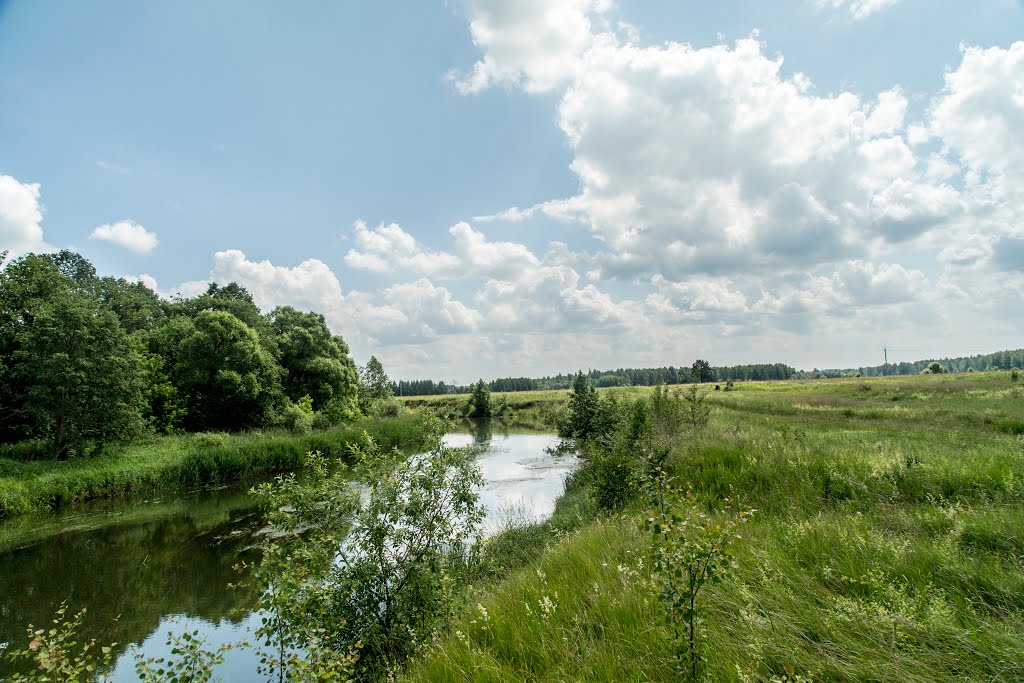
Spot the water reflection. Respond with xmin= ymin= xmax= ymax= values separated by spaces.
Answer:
xmin=444 ymin=419 xmax=578 ymax=533
xmin=0 ymin=486 xmax=263 ymax=681
xmin=0 ymin=422 xmax=575 ymax=681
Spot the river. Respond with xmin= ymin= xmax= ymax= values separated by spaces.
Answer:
xmin=0 ymin=422 xmax=575 ymax=681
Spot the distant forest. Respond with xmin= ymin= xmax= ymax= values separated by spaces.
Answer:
xmin=393 ymin=349 xmax=1024 ymax=396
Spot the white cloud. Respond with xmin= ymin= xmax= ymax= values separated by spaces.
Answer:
xmin=816 ymin=0 xmax=903 ymax=20
xmin=454 ymin=0 xmax=614 ymax=94
xmin=928 ymin=42 xmax=1024 ymax=179
xmin=344 ymin=220 xmax=459 ymax=275
xmin=0 ymin=174 xmax=52 ymax=257
xmin=90 ymin=220 xmax=159 ymax=253
xmin=382 ymin=279 xmax=483 ymax=336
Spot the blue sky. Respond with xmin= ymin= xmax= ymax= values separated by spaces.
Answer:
xmin=1 ymin=0 xmax=1022 ymax=381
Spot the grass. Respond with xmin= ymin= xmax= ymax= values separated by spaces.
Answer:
xmin=0 ymin=415 xmax=429 ymax=519
xmin=402 ymin=370 xmax=1024 ymax=682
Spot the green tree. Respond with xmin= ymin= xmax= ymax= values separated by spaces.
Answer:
xmin=14 ymin=293 xmax=146 ymax=458
xmin=96 ymin=277 xmax=166 ymax=335
xmin=691 ymin=359 xmax=712 ymax=384
xmin=171 ymin=282 xmax=278 ymax=354
xmin=174 ymin=310 xmax=284 ymax=431
xmin=468 ymin=378 xmax=492 ymax=418
xmin=925 ymin=361 xmax=948 ymax=374
xmin=560 ymin=371 xmax=600 ymax=439
xmin=0 ymin=254 xmax=69 ymax=440
xmin=358 ymin=355 xmax=393 ymax=413
xmin=251 ymin=436 xmax=484 ymax=680
xmin=269 ymin=306 xmax=359 ymax=418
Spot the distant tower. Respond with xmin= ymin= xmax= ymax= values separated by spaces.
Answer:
xmin=884 ymin=347 xmax=888 ymax=376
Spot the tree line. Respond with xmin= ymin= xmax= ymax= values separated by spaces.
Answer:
xmin=801 ymin=348 xmax=1024 ymax=378
xmin=0 ymin=250 xmax=367 ymax=459
xmin=394 ymin=363 xmax=798 ymax=396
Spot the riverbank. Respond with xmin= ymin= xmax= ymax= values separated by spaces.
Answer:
xmin=0 ymin=415 xmax=429 ymax=519
xmin=403 ymin=371 xmax=1024 ymax=682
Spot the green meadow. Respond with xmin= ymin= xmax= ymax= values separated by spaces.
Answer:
xmin=403 ymin=371 xmax=1024 ymax=682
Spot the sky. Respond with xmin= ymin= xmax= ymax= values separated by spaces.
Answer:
xmin=1 ymin=0 xmax=1022 ymax=382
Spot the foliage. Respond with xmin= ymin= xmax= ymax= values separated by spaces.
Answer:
xmin=280 ymin=402 xmax=314 ymax=435
xmin=270 ymin=306 xmax=359 ymax=418
xmin=13 ymin=292 xmax=146 ymax=458
xmin=133 ymin=627 xmax=235 ymax=683
xmin=174 ymin=310 xmax=284 ymax=431
xmin=4 ymin=602 xmax=116 ymax=682
xmin=0 ymin=414 xmax=430 ymax=518
xmin=142 ymin=352 xmax=188 ymax=434
xmin=96 ymin=276 xmax=166 ymax=335
xmin=468 ymin=379 xmax=492 ymax=418
xmin=924 ymin=362 xmax=948 ymax=374
xmin=691 ymin=359 xmax=713 ymax=384
xmin=366 ymin=396 xmax=403 ymax=418
xmin=582 ymin=400 xmax=653 ymax=511
xmin=683 ymin=384 xmax=711 ymax=430
xmin=358 ymin=356 xmax=394 ymax=414
xmin=560 ymin=372 xmax=600 ymax=439
xmin=643 ymin=489 xmax=754 ymax=681
xmin=250 ymin=436 xmax=485 ymax=680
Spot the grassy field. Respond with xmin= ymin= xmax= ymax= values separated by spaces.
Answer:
xmin=403 ymin=371 xmax=1024 ymax=682
xmin=0 ymin=415 xmax=429 ymax=519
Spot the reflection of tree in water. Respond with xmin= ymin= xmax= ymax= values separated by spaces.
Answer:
xmin=0 ymin=492 xmax=264 ymax=678
xmin=468 ymin=418 xmax=493 ymax=446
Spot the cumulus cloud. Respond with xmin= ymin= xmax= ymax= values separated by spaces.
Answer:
xmin=90 ymin=220 xmax=159 ymax=253
xmin=0 ymin=174 xmax=52 ymax=257
xmin=462 ymin=19 xmax=973 ymax=280
xmin=454 ymin=0 xmax=614 ymax=93
xmin=344 ymin=220 xmax=459 ymax=275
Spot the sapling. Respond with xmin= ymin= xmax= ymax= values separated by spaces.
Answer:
xmin=643 ymin=488 xmax=755 ymax=681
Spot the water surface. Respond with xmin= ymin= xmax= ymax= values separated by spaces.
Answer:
xmin=0 ymin=423 xmax=574 ymax=681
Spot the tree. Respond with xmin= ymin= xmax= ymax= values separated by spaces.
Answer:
xmin=96 ymin=277 xmax=166 ymax=335
xmin=560 ymin=371 xmax=599 ymax=439
xmin=691 ymin=359 xmax=712 ymax=384
xmin=1 ymin=253 xmax=145 ymax=450
xmin=173 ymin=310 xmax=284 ymax=431
xmin=14 ymin=293 xmax=146 ymax=458
xmin=358 ymin=355 xmax=393 ymax=413
xmin=925 ymin=362 xmax=948 ymax=374
xmin=468 ymin=379 xmax=492 ymax=418
xmin=171 ymin=282 xmax=277 ymax=355
xmin=251 ymin=437 xmax=484 ymax=679
xmin=269 ymin=306 xmax=359 ymax=418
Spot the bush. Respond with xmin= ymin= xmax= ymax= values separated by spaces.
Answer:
xmin=280 ymin=402 xmax=314 ymax=435
xmin=367 ymin=397 xmax=403 ymax=418
xmin=189 ymin=432 xmax=229 ymax=449
xmin=251 ymin=440 xmax=485 ymax=680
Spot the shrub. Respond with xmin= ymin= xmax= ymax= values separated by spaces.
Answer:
xmin=367 ymin=396 xmax=403 ymax=418
xmin=250 ymin=439 xmax=485 ymax=680
xmin=643 ymin=491 xmax=755 ymax=681
xmin=280 ymin=402 xmax=314 ymax=435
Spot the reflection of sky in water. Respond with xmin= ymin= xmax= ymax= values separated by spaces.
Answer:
xmin=0 ymin=428 xmax=572 ymax=682
xmin=443 ymin=430 xmax=578 ymax=533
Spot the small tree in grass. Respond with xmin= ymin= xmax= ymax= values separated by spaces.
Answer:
xmin=468 ymin=379 xmax=492 ymax=418
xmin=643 ymin=487 xmax=755 ymax=682
xmin=560 ymin=371 xmax=600 ymax=439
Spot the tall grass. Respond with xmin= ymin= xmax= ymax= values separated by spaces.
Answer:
xmin=0 ymin=415 xmax=429 ymax=519
xmin=403 ymin=372 xmax=1024 ymax=682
